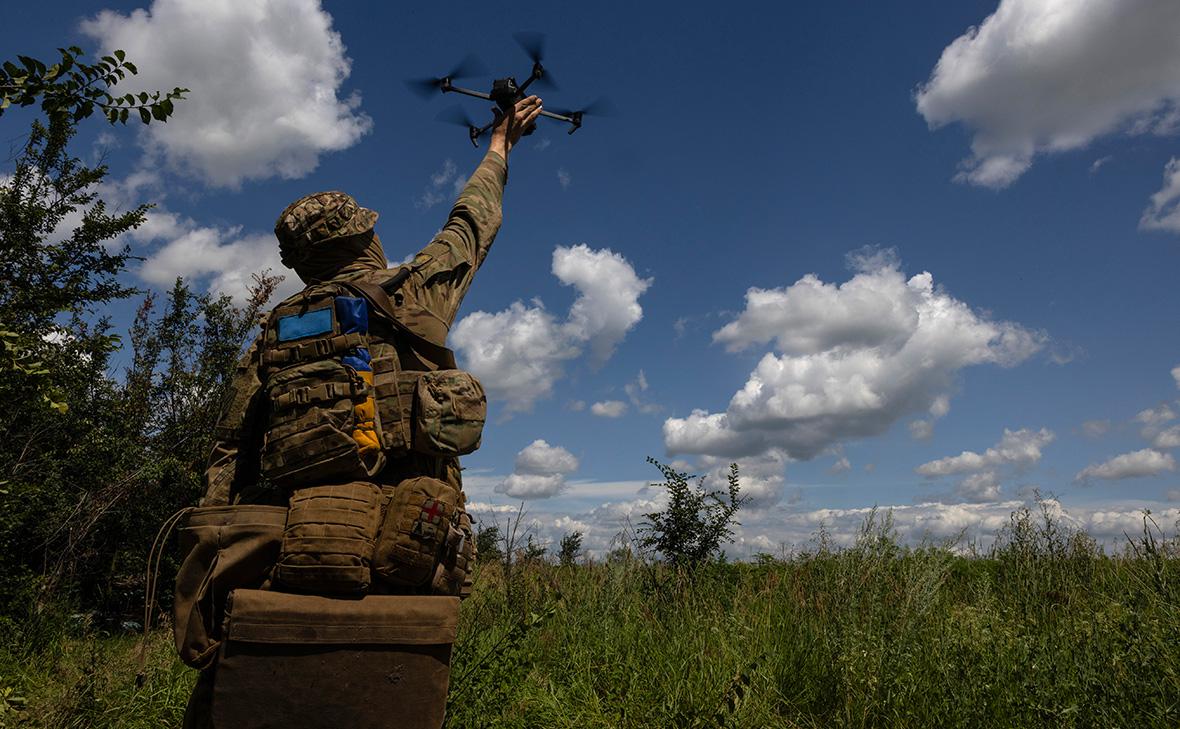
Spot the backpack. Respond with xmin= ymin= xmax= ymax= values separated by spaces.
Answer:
xmin=258 ymin=282 xmax=386 ymax=490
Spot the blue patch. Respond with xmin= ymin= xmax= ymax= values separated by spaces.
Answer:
xmin=277 ymin=307 xmax=333 ymax=342
xmin=342 ymin=347 xmax=372 ymax=372
xmin=335 ymin=297 xmax=369 ymax=335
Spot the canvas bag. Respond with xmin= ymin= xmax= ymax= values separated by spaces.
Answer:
xmin=172 ymin=505 xmax=287 ymax=669
xmin=212 ymin=589 xmax=459 ymax=729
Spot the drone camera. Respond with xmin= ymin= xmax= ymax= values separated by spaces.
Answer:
xmin=490 ymin=78 xmax=520 ymax=111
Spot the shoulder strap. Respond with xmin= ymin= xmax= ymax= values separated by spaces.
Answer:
xmin=338 ymin=279 xmax=458 ymax=369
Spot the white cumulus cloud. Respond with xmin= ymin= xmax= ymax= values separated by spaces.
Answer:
xmin=496 ymin=439 xmax=579 ymax=499
xmin=1135 ymin=403 xmax=1179 ymax=445
xmin=1140 ymin=158 xmax=1180 ymax=233
xmin=591 ymin=400 xmax=627 ymax=418
xmin=663 ymin=252 xmax=1045 ymax=461
xmin=452 ymin=245 xmax=651 ymax=413
xmin=1152 ymin=425 xmax=1180 ymax=450
xmin=1076 ymin=449 xmax=1177 ymax=482
xmin=554 ymin=245 xmax=652 ymax=364
xmin=514 ymin=439 xmax=580 ymax=475
xmin=137 ymin=223 xmax=299 ymax=304
xmin=82 ymin=0 xmax=371 ymax=188
xmin=692 ymin=451 xmax=789 ymax=508
xmin=917 ymin=428 xmax=1055 ymax=477
xmin=954 ymin=471 xmax=1003 ymax=503
xmin=915 ymin=0 xmax=1180 ymax=189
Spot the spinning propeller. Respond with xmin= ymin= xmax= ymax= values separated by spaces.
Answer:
xmin=409 ymin=33 xmax=610 ymax=146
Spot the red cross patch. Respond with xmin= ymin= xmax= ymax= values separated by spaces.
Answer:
xmin=421 ymin=499 xmax=445 ymax=524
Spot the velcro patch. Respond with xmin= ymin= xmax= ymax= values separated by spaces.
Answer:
xmin=277 ymin=308 xmax=334 ymax=342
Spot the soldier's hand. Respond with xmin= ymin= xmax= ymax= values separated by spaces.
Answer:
xmin=489 ymin=95 xmax=542 ymax=157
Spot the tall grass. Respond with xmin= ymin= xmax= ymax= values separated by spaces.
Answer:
xmin=3 ymin=505 xmax=1178 ymax=728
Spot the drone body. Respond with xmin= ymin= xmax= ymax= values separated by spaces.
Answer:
xmin=409 ymin=33 xmax=607 ymax=147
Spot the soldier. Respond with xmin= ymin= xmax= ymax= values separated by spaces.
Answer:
xmin=181 ymin=95 xmax=544 ymax=728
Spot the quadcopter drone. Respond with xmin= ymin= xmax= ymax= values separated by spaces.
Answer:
xmin=408 ymin=32 xmax=610 ymax=147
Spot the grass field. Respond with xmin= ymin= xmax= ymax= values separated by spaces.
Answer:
xmin=2 ymin=506 xmax=1178 ymax=728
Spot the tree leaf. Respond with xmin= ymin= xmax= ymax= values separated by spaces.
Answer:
xmin=138 ymin=107 xmax=151 ymax=124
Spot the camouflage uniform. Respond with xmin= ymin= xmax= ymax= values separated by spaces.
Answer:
xmin=181 ymin=152 xmax=506 ymax=729
xmin=201 ymin=151 xmax=507 ymax=507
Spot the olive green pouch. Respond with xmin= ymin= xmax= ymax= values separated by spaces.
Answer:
xmin=274 ymin=481 xmax=382 ymax=595
xmin=372 ymin=476 xmax=461 ymax=589
xmin=413 ymin=370 xmax=486 ymax=457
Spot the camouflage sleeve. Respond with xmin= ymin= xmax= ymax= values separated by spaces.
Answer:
xmin=201 ymin=333 xmax=266 ymax=506
xmin=405 ymin=151 xmax=508 ymax=328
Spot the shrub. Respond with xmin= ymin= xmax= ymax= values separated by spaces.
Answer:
xmin=638 ymin=458 xmax=746 ymax=568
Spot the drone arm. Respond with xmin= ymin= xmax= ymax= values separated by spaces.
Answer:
xmin=538 ymin=109 xmax=575 ymax=123
xmin=444 ymin=84 xmax=495 ymax=102
xmin=518 ymin=58 xmax=547 ymax=95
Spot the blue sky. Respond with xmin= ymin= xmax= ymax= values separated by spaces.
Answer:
xmin=6 ymin=0 xmax=1180 ymax=555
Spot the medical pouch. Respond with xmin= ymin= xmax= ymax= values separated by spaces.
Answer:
xmin=259 ymin=286 xmax=385 ymax=490
xmin=275 ymin=481 xmax=382 ymax=595
xmin=413 ymin=369 xmax=487 ymax=457
xmin=372 ymin=476 xmax=461 ymax=589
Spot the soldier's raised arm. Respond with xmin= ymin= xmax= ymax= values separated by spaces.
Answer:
xmin=402 ymin=95 xmax=543 ymax=328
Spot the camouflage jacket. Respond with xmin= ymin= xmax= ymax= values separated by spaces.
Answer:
xmin=202 ymin=151 xmax=508 ymax=506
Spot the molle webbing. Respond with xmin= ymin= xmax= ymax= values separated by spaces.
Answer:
xmin=275 ymin=482 xmax=382 ymax=595
xmin=272 ymin=381 xmax=359 ymax=411
xmin=262 ymin=332 xmax=366 ymax=367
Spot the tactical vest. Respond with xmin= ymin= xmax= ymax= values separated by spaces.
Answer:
xmin=257 ymin=276 xmax=486 ymax=483
xmin=255 ymin=273 xmax=483 ymax=596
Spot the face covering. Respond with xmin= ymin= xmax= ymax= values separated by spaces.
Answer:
xmin=292 ymin=231 xmax=389 ymax=284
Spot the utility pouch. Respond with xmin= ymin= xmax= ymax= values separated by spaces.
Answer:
xmin=372 ymin=477 xmax=461 ymax=589
xmin=213 ymin=589 xmax=459 ymax=729
xmin=372 ymin=361 xmax=418 ymax=456
xmin=431 ymin=509 xmax=476 ymax=599
xmin=274 ymin=481 xmax=382 ymax=595
xmin=413 ymin=369 xmax=487 ymax=457
xmin=172 ymin=505 xmax=287 ymax=669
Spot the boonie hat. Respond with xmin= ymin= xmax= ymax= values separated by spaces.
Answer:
xmin=274 ymin=191 xmax=379 ymax=264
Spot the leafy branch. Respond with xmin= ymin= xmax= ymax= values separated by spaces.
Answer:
xmin=1 ymin=46 xmax=187 ymax=124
